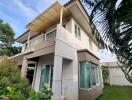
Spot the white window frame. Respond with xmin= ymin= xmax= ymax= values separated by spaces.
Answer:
xmin=89 ymin=38 xmax=92 ymax=50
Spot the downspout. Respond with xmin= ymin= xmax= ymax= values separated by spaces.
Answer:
xmin=60 ymin=7 xmax=64 ymax=100
xmin=61 ymin=60 xmax=64 ymax=99
xmin=27 ymin=31 xmax=31 ymax=48
xmin=60 ymin=7 xmax=63 ymax=26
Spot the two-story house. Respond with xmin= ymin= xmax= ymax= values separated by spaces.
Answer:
xmin=10 ymin=0 xmax=104 ymax=100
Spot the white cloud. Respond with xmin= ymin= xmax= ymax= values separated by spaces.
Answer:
xmin=35 ymin=0 xmax=57 ymax=13
xmin=12 ymin=0 xmax=38 ymax=19
xmin=100 ymin=49 xmax=117 ymax=62
xmin=11 ymin=0 xmax=60 ymax=19
xmin=35 ymin=0 xmax=67 ymax=13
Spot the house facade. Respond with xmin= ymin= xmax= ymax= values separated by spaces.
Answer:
xmin=102 ymin=62 xmax=132 ymax=86
xmin=10 ymin=0 xmax=104 ymax=100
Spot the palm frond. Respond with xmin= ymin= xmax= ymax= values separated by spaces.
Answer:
xmin=81 ymin=0 xmax=132 ymax=83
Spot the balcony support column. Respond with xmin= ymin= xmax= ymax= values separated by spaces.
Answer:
xmin=52 ymin=55 xmax=63 ymax=100
xmin=21 ymin=56 xmax=28 ymax=78
xmin=60 ymin=7 xmax=63 ymax=26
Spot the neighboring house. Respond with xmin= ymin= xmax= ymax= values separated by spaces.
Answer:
xmin=10 ymin=1 xmax=104 ymax=100
xmin=102 ymin=62 xmax=132 ymax=86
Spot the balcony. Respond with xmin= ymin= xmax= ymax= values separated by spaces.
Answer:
xmin=22 ymin=30 xmax=56 ymax=55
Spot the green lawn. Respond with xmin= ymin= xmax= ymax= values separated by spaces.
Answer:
xmin=97 ymin=85 xmax=132 ymax=100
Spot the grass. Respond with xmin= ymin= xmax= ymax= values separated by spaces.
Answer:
xmin=97 ymin=85 xmax=132 ymax=100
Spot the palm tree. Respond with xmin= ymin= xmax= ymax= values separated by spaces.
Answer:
xmin=81 ymin=0 xmax=132 ymax=83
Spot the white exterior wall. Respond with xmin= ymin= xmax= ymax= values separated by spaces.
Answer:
xmin=98 ymin=64 xmax=104 ymax=88
xmin=71 ymin=18 xmax=99 ymax=57
xmin=109 ymin=67 xmax=132 ymax=86
xmin=62 ymin=59 xmax=75 ymax=99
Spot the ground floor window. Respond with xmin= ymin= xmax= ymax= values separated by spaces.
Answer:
xmin=39 ymin=64 xmax=53 ymax=91
xmin=80 ymin=61 xmax=99 ymax=89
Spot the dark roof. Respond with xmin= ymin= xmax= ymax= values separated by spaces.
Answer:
xmin=15 ymin=30 xmax=29 ymax=41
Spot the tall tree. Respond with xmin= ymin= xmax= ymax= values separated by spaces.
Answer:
xmin=0 ymin=19 xmax=21 ymax=56
xmin=81 ymin=0 xmax=132 ymax=83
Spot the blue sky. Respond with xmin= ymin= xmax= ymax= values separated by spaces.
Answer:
xmin=0 ymin=0 xmax=117 ymax=62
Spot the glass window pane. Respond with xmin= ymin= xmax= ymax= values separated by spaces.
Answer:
xmin=80 ymin=61 xmax=90 ymax=89
xmin=78 ymin=27 xmax=81 ymax=39
xmin=89 ymin=63 xmax=92 ymax=87
xmin=40 ymin=65 xmax=50 ymax=91
xmin=80 ymin=62 xmax=99 ymax=89
xmin=93 ymin=66 xmax=96 ymax=85
xmin=75 ymin=25 xmax=78 ymax=37
xmin=50 ymin=65 xmax=53 ymax=88
xmin=44 ymin=65 xmax=50 ymax=84
xmin=75 ymin=24 xmax=81 ymax=39
xmin=90 ymin=63 xmax=96 ymax=87
xmin=80 ymin=62 xmax=85 ymax=88
xmin=95 ymin=66 xmax=99 ymax=84
xmin=86 ymin=62 xmax=90 ymax=88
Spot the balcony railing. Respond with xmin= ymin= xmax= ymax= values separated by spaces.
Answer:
xmin=44 ymin=30 xmax=56 ymax=41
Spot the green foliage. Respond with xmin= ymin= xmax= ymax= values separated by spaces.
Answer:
xmin=102 ymin=66 xmax=109 ymax=80
xmin=0 ymin=23 xmax=14 ymax=45
xmin=28 ymin=84 xmax=53 ymax=100
xmin=82 ymin=0 xmax=132 ymax=83
xmin=8 ymin=46 xmax=22 ymax=56
xmin=0 ymin=46 xmax=22 ymax=57
xmin=0 ymin=19 xmax=21 ymax=57
xmin=0 ymin=59 xmax=31 ymax=100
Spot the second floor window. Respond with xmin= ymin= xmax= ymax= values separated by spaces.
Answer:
xmin=89 ymin=38 xmax=92 ymax=50
xmin=75 ymin=24 xmax=81 ymax=40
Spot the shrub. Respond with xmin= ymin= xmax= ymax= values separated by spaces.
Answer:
xmin=28 ymin=84 xmax=53 ymax=100
xmin=102 ymin=66 xmax=109 ymax=80
xmin=0 ymin=59 xmax=31 ymax=100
